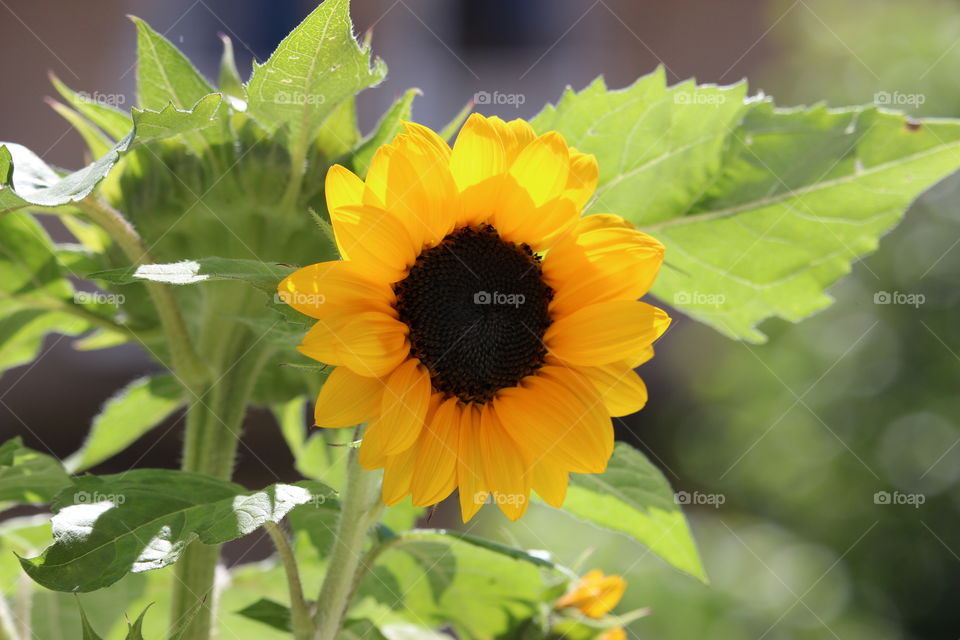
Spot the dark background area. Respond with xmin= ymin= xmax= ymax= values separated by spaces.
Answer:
xmin=3 ymin=1 xmax=960 ymax=638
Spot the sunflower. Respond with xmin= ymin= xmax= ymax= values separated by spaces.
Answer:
xmin=554 ymin=569 xmax=626 ymax=618
xmin=278 ymin=113 xmax=670 ymax=522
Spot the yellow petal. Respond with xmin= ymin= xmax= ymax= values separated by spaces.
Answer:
xmin=325 ymin=165 xmax=365 ymax=259
xmin=480 ymin=404 xmax=532 ymax=520
xmin=580 ymin=362 xmax=648 ymax=417
xmin=564 ymin=149 xmax=598 ymax=211
xmin=331 ymin=204 xmax=417 ymax=283
xmin=495 ymin=183 xmax=578 ymax=251
xmin=410 ymin=397 xmax=460 ymax=506
xmin=506 ymin=131 xmax=569 ymax=207
xmin=486 ymin=116 xmax=536 ymax=164
xmin=556 ymin=570 xmax=627 ymax=618
xmin=360 ymin=358 xmax=432 ymax=467
xmin=363 ymin=145 xmax=392 ymax=207
xmin=313 ymin=366 xmax=384 ymax=428
xmin=457 ymin=403 xmax=487 ymax=522
xmin=381 ymin=444 xmax=418 ymax=505
xmin=450 ymin=113 xmax=507 ymax=192
xmin=277 ymin=260 xmax=395 ymax=320
xmin=545 ymin=300 xmax=670 ymax=367
xmin=598 ymin=628 xmax=626 ymax=640
xmin=385 ymin=137 xmax=458 ymax=248
xmin=298 ymin=311 xmax=409 ymax=378
xmin=401 ymin=121 xmax=452 ymax=160
xmin=532 ymin=458 xmax=568 ymax=507
xmin=495 ymin=366 xmax=612 ymax=474
xmin=543 ymin=215 xmax=665 ymax=317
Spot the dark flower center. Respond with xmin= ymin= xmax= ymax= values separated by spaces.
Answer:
xmin=394 ymin=225 xmax=553 ymax=403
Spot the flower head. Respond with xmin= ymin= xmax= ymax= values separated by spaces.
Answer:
xmin=279 ymin=113 xmax=670 ymax=521
xmin=554 ymin=569 xmax=627 ymax=618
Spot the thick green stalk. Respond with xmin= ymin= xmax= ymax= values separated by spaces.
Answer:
xmin=312 ymin=435 xmax=384 ymax=640
xmin=170 ymin=340 xmax=270 ymax=640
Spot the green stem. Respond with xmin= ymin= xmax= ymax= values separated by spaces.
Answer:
xmin=280 ymin=142 xmax=308 ymax=211
xmin=264 ymin=522 xmax=314 ymax=640
xmin=77 ymin=196 xmax=209 ymax=390
xmin=312 ymin=432 xmax=384 ymax=640
xmin=170 ymin=343 xmax=271 ymax=640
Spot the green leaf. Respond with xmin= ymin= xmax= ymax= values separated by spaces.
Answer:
xmin=78 ymin=599 xmax=106 ymax=640
xmin=65 ymin=375 xmax=183 ymax=473
xmin=235 ymin=598 xmax=292 ymax=632
xmin=0 ymin=145 xmax=11 ymax=183
xmin=342 ymin=620 xmax=450 ymax=640
xmin=545 ymin=442 xmax=705 ymax=582
xmin=131 ymin=16 xmax=215 ymax=110
xmin=0 ymin=437 xmax=71 ymax=505
xmin=218 ymin=34 xmax=246 ymax=103
xmin=19 ymin=471 xmax=333 ymax=592
xmin=49 ymin=73 xmax=133 ymax=140
xmin=89 ymin=257 xmax=293 ymax=292
xmin=355 ymin=532 xmax=558 ymax=638
xmin=380 ymin=497 xmax=423 ymax=535
xmin=74 ymin=328 xmax=130 ymax=351
xmin=287 ymin=498 xmax=340 ymax=557
xmin=646 ymin=101 xmax=960 ymax=341
xmin=0 ymin=132 xmax=133 ymax=214
xmin=123 ymin=603 xmax=153 ymax=640
xmin=0 ymin=210 xmax=73 ymax=298
xmin=47 ymin=99 xmax=115 ymax=158
xmin=0 ymin=303 xmax=91 ymax=374
xmin=533 ymin=69 xmax=960 ymax=341
xmin=316 ymin=96 xmax=361 ymax=159
xmin=247 ymin=0 xmax=386 ymax=145
xmin=350 ymin=88 xmax=419 ymax=175
xmin=131 ymin=93 xmax=224 ymax=146
xmin=531 ymin=69 xmax=749 ymax=229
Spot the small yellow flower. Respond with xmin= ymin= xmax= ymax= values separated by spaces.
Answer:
xmin=597 ymin=628 xmax=626 ymax=640
xmin=279 ymin=114 xmax=670 ymax=522
xmin=554 ymin=569 xmax=626 ymax=618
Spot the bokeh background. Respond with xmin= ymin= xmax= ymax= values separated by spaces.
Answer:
xmin=2 ymin=0 xmax=960 ymax=638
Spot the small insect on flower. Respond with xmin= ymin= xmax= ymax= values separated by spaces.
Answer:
xmin=555 ymin=569 xmax=627 ymax=618
xmin=279 ymin=113 xmax=670 ymax=522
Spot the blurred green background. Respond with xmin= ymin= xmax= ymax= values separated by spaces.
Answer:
xmin=2 ymin=0 xmax=959 ymax=638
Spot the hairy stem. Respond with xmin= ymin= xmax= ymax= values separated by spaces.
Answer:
xmin=77 ymin=196 xmax=209 ymax=389
xmin=312 ymin=432 xmax=384 ymax=640
xmin=279 ymin=141 xmax=308 ymax=211
xmin=171 ymin=341 xmax=271 ymax=640
xmin=265 ymin=522 xmax=314 ymax=640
